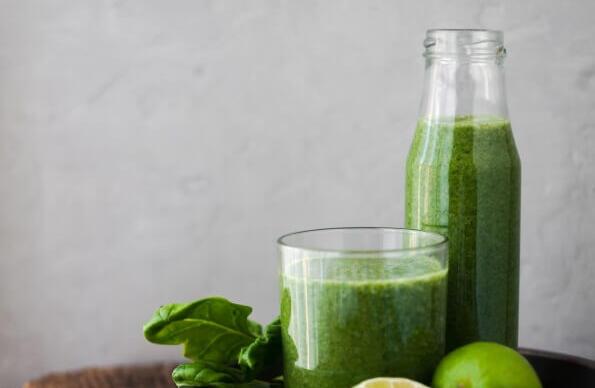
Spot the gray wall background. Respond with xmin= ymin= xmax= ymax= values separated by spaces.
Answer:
xmin=1 ymin=0 xmax=594 ymax=386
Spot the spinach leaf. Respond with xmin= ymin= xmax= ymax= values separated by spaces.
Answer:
xmin=143 ymin=297 xmax=262 ymax=364
xmin=143 ymin=297 xmax=284 ymax=387
xmin=209 ymin=380 xmax=283 ymax=388
xmin=172 ymin=361 xmax=244 ymax=387
xmin=172 ymin=361 xmax=283 ymax=388
xmin=239 ymin=318 xmax=283 ymax=381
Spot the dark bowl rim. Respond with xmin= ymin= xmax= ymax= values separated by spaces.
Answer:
xmin=520 ymin=347 xmax=595 ymax=370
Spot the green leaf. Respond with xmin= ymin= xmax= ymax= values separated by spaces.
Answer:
xmin=172 ymin=361 xmax=283 ymax=387
xmin=204 ymin=381 xmax=283 ymax=388
xmin=218 ymin=381 xmax=283 ymax=388
xmin=143 ymin=297 xmax=262 ymax=363
xmin=173 ymin=361 xmax=244 ymax=387
xmin=238 ymin=318 xmax=283 ymax=381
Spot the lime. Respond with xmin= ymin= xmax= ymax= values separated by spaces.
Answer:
xmin=353 ymin=377 xmax=430 ymax=388
xmin=432 ymin=342 xmax=542 ymax=388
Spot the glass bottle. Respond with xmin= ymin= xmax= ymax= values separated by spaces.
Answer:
xmin=405 ymin=29 xmax=521 ymax=350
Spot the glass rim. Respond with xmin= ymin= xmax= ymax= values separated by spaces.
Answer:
xmin=426 ymin=28 xmax=502 ymax=33
xmin=277 ymin=226 xmax=448 ymax=254
xmin=425 ymin=28 xmax=503 ymax=40
xmin=423 ymin=28 xmax=505 ymax=59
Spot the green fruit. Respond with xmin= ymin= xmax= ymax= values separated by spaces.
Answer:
xmin=432 ymin=342 xmax=542 ymax=388
xmin=353 ymin=377 xmax=430 ymax=388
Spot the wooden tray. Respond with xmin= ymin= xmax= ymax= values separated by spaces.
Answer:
xmin=24 ymin=349 xmax=594 ymax=388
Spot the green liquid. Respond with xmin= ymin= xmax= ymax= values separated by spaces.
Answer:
xmin=405 ymin=116 xmax=520 ymax=350
xmin=280 ymin=256 xmax=447 ymax=388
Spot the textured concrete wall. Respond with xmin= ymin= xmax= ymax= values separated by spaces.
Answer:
xmin=1 ymin=1 xmax=594 ymax=386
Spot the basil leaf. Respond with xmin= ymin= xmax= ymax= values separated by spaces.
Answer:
xmin=144 ymin=297 xmax=262 ymax=363
xmin=239 ymin=318 xmax=283 ymax=381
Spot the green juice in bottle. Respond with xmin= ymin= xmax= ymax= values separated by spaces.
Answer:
xmin=405 ymin=30 xmax=521 ymax=350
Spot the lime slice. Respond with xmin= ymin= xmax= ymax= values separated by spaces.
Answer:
xmin=353 ymin=377 xmax=430 ymax=388
xmin=432 ymin=342 xmax=542 ymax=388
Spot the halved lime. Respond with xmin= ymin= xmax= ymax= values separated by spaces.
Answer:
xmin=353 ymin=377 xmax=430 ymax=388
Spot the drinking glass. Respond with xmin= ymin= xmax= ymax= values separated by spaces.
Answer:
xmin=278 ymin=227 xmax=448 ymax=387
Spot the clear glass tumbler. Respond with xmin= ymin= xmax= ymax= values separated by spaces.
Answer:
xmin=278 ymin=227 xmax=448 ymax=388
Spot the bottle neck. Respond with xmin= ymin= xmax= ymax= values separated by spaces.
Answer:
xmin=419 ymin=29 xmax=509 ymax=121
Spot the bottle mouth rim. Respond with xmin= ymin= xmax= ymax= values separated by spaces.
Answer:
xmin=424 ymin=29 xmax=505 ymax=58
xmin=426 ymin=28 xmax=500 ymax=33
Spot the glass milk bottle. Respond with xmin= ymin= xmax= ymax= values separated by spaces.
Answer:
xmin=405 ymin=29 xmax=521 ymax=350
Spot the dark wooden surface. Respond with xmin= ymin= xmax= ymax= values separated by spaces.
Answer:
xmin=23 ymin=350 xmax=595 ymax=388
xmin=24 ymin=362 xmax=177 ymax=388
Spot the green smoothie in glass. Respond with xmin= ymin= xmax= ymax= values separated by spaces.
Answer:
xmin=406 ymin=30 xmax=520 ymax=350
xmin=278 ymin=228 xmax=448 ymax=388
